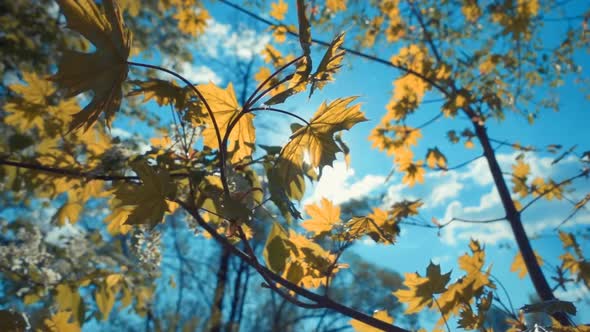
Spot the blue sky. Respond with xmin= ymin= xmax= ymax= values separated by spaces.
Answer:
xmin=112 ymin=1 xmax=590 ymax=328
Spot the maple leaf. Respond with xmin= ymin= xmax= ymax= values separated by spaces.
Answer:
xmin=511 ymin=158 xmax=530 ymax=197
xmin=400 ymin=161 xmax=426 ymax=187
xmin=394 ymin=262 xmax=451 ymax=314
xmin=310 ymin=33 xmax=345 ymax=96
xmin=345 ymin=207 xmax=399 ymax=244
xmin=301 ymin=198 xmax=341 ymax=236
xmin=113 ymin=161 xmax=176 ymax=227
xmin=44 ymin=311 xmax=81 ymax=332
xmin=55 ymin=284 xmax=82 ymax=324
xmin=265 ymin=56 xmax=311 ymax=105
xmin=296 ymin=97 xmax=367 ymax=168
xmin=128 ymin=79 xmax=188 ymax=108
xmin=270 ymin=0 xmax=288 ymax=20
xmin=274 ymin=97 xmax=365 ymax=200
xmin=350 ymin=310 xmax=393 ymax=332
xmin=198 ymin=82 xmax=255 ymax=163
xmin=510 ymin=250 xmax=544 ymax=279
xmin=425 ymin=147 xmax=447 ymax=169
xmin=51 ymin=0 xmax=132 ymax=131
xmin=326 ymin=0 xmax=347 ymax=13
xmin=174 ymin=7 xmax=209 ymax=36
xmin=263 ymin=222 xmax=291 ymax=273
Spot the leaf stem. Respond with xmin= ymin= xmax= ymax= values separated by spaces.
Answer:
xmin=248 ymin=107 xmax=310 ymax=126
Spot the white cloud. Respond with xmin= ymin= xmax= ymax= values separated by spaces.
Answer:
xmin=177 ymin=62 xmax=221 ymax=84
xmin=555 ymin=284 xmax=590 ymax=302
xmin=200 ymin=19 xmax=271 ymax=60
xmin=110 ymin=127 xmax=132 ymax=139
xmin=428 ymin=174 xmax=464 ymax=207
xmin=303 ymin=161 xmax=385 ymax=206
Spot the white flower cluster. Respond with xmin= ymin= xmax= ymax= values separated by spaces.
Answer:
xmin=0 ymin=225 xmax=61 ymax=287
xmin=132 ymin=228 xmax=162 ymax=277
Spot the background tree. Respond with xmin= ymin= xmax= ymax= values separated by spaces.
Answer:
xmin=1 ymin=0 xmax=589 ymax=331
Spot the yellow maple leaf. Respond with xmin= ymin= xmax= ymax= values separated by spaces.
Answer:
xmin=275 ymin=97 xmax=365 ymax=199
xmin=301 ymin=198 xmax=341 ymax=236
xmin=310 ymin=33 xmax=345 ymax=95
xmin=326 ymin=0 xmax=347 ymax=13
xmin=400 ymin=161 xmax=426 ymax=187
xmin=425 ymin=147 xmax=447 ymax=169
xmin=350 ymin=310 xmax=393 ymax=332
xmin=128 ymin=79 xmax=186 ymax=107
xmin=272 ymin=25 xmax=288 ymax=43
xmin=44 ymin=311 xmax=81 ymax=332
xmin=510 ymin=251 xmax=544 ymax=279
xmin=55 ymin=284 xmax=82 ymax=323
xmin=55 ymin=201 xmax=83 ymax=225
xmin=174 ymin=7 xmax=209 ymax=37
xmin=461 ymin=0 xmax=482 ymax=22
xmin=51 ymin=0 xmax=132 ymax=131
xmin=270 ymin=0 xmax=288 ymax=20
xmin=394 ymin=262 xmax=451 ymax=314
xmin=198 ymin=82 xmax=255 ymax=163
xmin=294 ymin=97 xmax=367 ymax=168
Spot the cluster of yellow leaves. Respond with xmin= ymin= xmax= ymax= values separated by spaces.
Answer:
xmin=380 ymin=0 xmax=405 ymax=43
xmin=300 ymin=198 xmax=411 ymax=244
xmin=530 ymin=176 xmax=564 ymax=200
xmin=510 ymin=156 xmax=565 ymax=201
xmin=395 ymin=240 xmax=495 ymax=330
xmin=160 ymin=0 xmax=210 ymax=37
xmin=559 ymin=231 xmax=590 ymax=288
xmin=461 ymin=0 xmax=482 ymax=22
xmin=275 ymin=97 xmax=366 ymax=200
xmin=326 ymin=0 xmax=347 ymax=13
xmin=264 ymin=222 xmax=346 ymax=289
xmin=51 ymin=0 xmax=131 ymax=131
xmin=369 ymin=124 xmax=426 ymax=187
xmin=511 ymin=158 xmax=530 ymax=197
xmin=4 ymin=73 xmax=111 ymax=224
xmin=387 ymin=45 xmax=431 ymax=122
xmin=491 ymin=0 xmax=540 ymax=40
xmin=5 ymin=73 xmax=77 ymax=138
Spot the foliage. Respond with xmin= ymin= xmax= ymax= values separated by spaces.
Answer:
xmin=0 ymin=0 xmax=589 ymax=331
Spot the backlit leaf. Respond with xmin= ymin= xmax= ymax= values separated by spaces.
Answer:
xmin=310 ymin=33 xmax=345 ymax=96
xmin=113 ymin=161 xmax=176 ymax=227
xmin=199 ymin=82 xmax=255 ymax=163
xmin=350 ymin=310 xmax=393 ymax=332
xmin=52 ymin=0 xmax=132 ymax=131
xmin=301 ymin=198 xmax=341 ymax=236
xmin=394 ymin=262 xmax=451 ymax=314
xmin=270 ymin=0 xmax=288 ymax=20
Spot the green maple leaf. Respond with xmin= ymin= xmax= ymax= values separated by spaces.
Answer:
xmin=113 ymin=161 xmax=176 ymax=227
